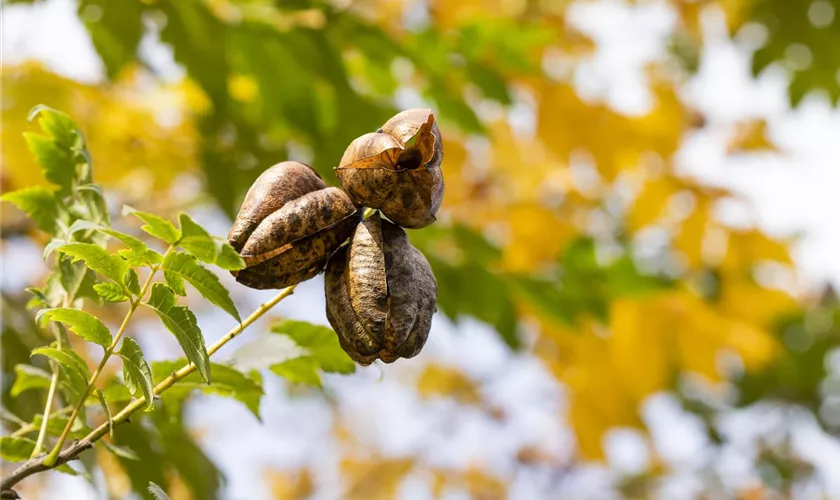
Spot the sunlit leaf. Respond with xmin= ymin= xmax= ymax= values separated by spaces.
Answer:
xmin=37 ymin=308 xmax=112 ymax=348
xmin=125 ymin=268 xmax=141 ymax=295
xmin=143 ymin=283 xmax=210 ymax=383
xmin=23 ymin=132 xmax=75 ymax=194
xmin=94 ymin=282 xmax=130 ymax=302
xmin=162 ymin=251 xmax=240 ymax=322
xmin=215 ymin=241 xmax=246 ymax=271
xmin=177 ymin=212 xmax=217 ymax=263
xmin=57 ymin=243 xmax=130 ymax=286
xmin=152 ymin=360 xmax=263 ymax=419
xmin=123 ymin=205 xmax=181 ymax=244
xmin=270 ymin=357 xmax=322 ymax=387
xmin=0 ymin=436 xmax=38 ymax=462
xmin=148 ymin=481 xmax=172 ymax=500
xmin=118 ymin=337 xmax=155 ymax=412
xmin=270 ymin=320 xmax=355 ymax=374
xmin=10 ymin=364 xmax=52 ymax=397
xmin=1 ymin=187 xmax=63 ymax=234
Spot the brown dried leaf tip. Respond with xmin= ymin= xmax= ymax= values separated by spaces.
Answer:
xmin=325 ymin=213 xmax=437 ymax=365
xmin=336 ymin=109 xmax=444 ymax=229
xmin=228 ymin=161 xmax=362 ymax=290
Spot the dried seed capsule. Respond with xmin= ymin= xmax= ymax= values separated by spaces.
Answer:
xmin=227 ymin=161 xmax=362 ymax=290
xmin=325 ymin=213 xmax=437 ymax=365
xmin=336 ymin=109 xmax=444 ymax=229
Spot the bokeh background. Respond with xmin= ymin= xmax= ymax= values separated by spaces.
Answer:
xmin=2 ymin=0 xmax=840 ymax=498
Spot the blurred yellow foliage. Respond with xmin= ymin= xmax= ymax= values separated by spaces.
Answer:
xmin=727 ymin=119 xmax=779 ymax=154
xmin=264 ymin=467 xmax=314 ymax=500
xmin=341 ymin=458 xmax=414 ymax=500
xmin=1 ymin=63 xmax=200 ymax=195
xmin=416 ymin=363 xmax=482 ymax=404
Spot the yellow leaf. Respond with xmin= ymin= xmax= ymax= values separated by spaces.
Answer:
xmin=501 ymin=203 xmax=575 ymax=272
xmin=610 ymin=299 xmax=671 ymax=398
xmin=341 ymin=458 xmax=414 ymax=500
xmin=264 ymin=467 xmax=314 ymax=500
xmin=721 ymin=229 xmax=793 ymax=272
xmin=727 ymin=119 xmax=778 ymax=154
xmin=417 ymin=364 xmax=481 ymax=404
xmin=629 ymin=175 xmax=679 ymax=230
xmin=463 ymin=467 xmax=507 ymax=500
xmin=533 ymin=81 xmax=687 ymax=181
xmin=1 ymin=63 xmax=199 ymax=194
xmin=673 ymin=197 xmax=712 ymax=269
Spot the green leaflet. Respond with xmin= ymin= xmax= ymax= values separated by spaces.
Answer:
xmin=94 ymin=282 xmax=130 ymax=302
xmin=118 ymin=337 xmax=155 ymax=412
xmin=152 ymin=360 xmax=263 ymax=420
xmin=56 ymin=243 xmax=130 ymax=286
xmin=1 ymin=187 xmax=64 ymax=235
xmin=37 ymin=308 xmax=113 ymax=348
xmin=162 ymin=251 xmax=240 ymax=322
xmin=143 ymin=284 xmax=210 ymax=383
xmin=123 ymin=205 xmax=181 ymax=244
xmin=177 ymin=212 xmax=217 ymax=264
xmin=10 ymin=364 xmax=52 ymax=397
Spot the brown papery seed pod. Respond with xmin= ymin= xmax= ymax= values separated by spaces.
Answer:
xmin=325 ymin=213 xmax=437 ymax=365
xmin=227 ymin=161 xmax=362 ymax=290
xmin=336 ymin=109 xmax=444 ymax=229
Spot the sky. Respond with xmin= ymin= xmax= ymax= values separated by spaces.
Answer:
xmin=2 ymin=0 xmax=840 ymax=499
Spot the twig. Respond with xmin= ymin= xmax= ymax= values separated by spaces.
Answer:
xmin=0 ymin=285 xmax=296 ymax=494
xmin=42 ymin=254 xmax=165 ymax=466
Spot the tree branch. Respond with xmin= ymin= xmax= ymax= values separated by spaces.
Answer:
xmin=0 ymin=285 xmax=296 ymax=495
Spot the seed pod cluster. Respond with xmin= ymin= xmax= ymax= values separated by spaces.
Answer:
xmin=228 ymin=109 xmax=443 ymax=364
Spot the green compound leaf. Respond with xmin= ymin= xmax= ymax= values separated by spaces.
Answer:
xmin=37 ymin=308 xmax=113 ymax=348
xmin=143 ymin=284 xmax=210 ymax=383
xmin=118 ymin=337 xmax=155 ymax=412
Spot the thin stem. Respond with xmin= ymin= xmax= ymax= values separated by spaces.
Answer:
xmin=42 ymin=256 xmax=164 ymax=466
xmin=0 ymin=285 xmax=295 ymax=493
xmin=31 ymin=297 xmax=72 ymax=457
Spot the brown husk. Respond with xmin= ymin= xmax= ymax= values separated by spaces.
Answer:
xmin=325 ymin=213 xmax=437 ymax=364
xmin=336 ymin=109 xmax=444 ymax=229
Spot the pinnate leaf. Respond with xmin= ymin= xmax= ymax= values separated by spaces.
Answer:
xmin=94 ymin=282 xmax=130 ymax=302
xmin=1 ymin=187 xmax=63 ymax=235
xmin=270 ymin=357 xmax=322 ymax=387
xmin=178 ymin=213 xmax=216 ymax=263
xmin=96 ymin=389 xmax=115 ymax=439
xmin=29 ymin=105 xmax=80 ymax=149
xmin=216 ymin=241 xmax=246 ymax=271
xmin=118 ymin=337 xmax=155 ymax=411
xmin=143 ymin=284 xmax=210 ymax=383
xmin=37 ymin=308 xmax=112 ymax=348
xmin=162 ymin=251 xmax=240 ymax=322
xmin=24 ymin=132 xmax=75 ymax=193
xmin=123 ymin=205 xmax=181 ymax=244
xmin=11 ymin=364 xmax=52 ymax=397
xmin=31 ymin=346 xmax=90 ymax=404
xmin=148 ymin=482 xmax=172 ymax=500
xmin=270 ymin=320 xmax=355 ymax=375
xmin=125 ymin=268 xmax=141 ymax=295
xmin=0 ymin=436 xmax=38 ymax=462
xmin=152 ymin=360 xmax=263 ymax=419
xmin=57 ymin=243 xmax=130 ymax=286
xmin=68 ymin=220 xmax=163 ymax=267
xmin=164 ymin=270 xmax=187 ymax=296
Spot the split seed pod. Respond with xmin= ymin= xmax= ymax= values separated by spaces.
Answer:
xmin=336 ymin=109 xmax=444 ymax=229
xmin=228 ymin=161 xmax=361 ymax=290
xmin=325 ymin=213 xmax=437 ymax=365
